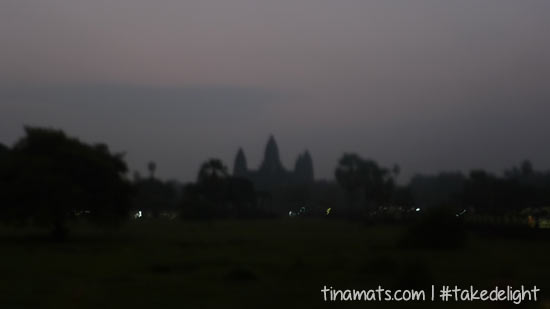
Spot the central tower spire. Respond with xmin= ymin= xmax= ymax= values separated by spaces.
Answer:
xmin=260 ymin=135 xmax=284 ymax=174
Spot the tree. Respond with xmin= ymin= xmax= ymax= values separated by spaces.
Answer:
xmin=182 ymin=159 xmax=258 ymax=219
xmin=197 ymin=159 xmax=229 ymax=183
xmin=133 ymin=177 xmax=179 ymax=217
xmin=148 ymin=161 xmax=156 ymax=179
xmin=409 ymin=172 xmax=466 ymax=208
xmin=0 ymin=143 xmax=8 ymax=171
xmin=462 ymin=168 xmax=535 ymax=214
xmin=0 ymin=143 xmax=9 ymax=212
xmin=360 ymin=159 xmax=394 ymax=207
xmin=1 ymin=127 xmax=132 ymax=239
xmin=335 ymin=154 xmax=366 ymax=208
xmin=335 ymin=153 xmax=395 ymax=210
xmin=0 ymin=143 xmax=7 ymax=154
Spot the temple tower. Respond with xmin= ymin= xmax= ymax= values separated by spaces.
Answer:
xmin=259 ymin=135 xmax=285 ymax=175
xmin=233 ymin=147 xmax=248 ymax=177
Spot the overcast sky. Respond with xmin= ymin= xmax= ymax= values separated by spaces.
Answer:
xmin=1 ymin=0 xmax=549 ymax=183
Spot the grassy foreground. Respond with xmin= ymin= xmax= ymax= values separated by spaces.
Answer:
xmin=0 ymin=219 xmax=549 ymax=308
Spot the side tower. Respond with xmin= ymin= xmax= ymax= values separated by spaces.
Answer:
xmin=294 ymin=150 xmax=314 ymax=183
xmin=233 ymin=147 xmax=248 ymax=177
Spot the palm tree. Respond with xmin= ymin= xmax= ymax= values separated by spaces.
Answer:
xmin=197 ymin=159 xmax=229 ymax=183
xmin=335 ymin=154 xmax=365 ymax=208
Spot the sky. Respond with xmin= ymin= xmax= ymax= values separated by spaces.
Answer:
xmin=1 ymin=0 xmax=549 ymax=183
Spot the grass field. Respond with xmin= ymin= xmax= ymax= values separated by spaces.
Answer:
xmin=0 ymin=219 xmax=549 ymax=308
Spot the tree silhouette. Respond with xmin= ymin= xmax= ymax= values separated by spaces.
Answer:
xmin=0 ymin=143 xmax=8 ymax=171
xmin=133 ymin=177 xmax=178 ymax=218
xmin=148 ymin=161 xmax=156 ymax=179
xmin=0 ymin=143 xmax=7 ymax=154
xmin=197 ymin=159 xmax=229 ymax=183
xmin=335 ymin=153 xmax=395 ymax=210
xmin=0 ymin=143 xmax=9 ymax=211
xmin=1 ymin=127 xmax=132 ymax=239
xmin=182 ymin=158 xmax=258 ymax=219
xmin=335 ymin=154 xmax=365 ymax=208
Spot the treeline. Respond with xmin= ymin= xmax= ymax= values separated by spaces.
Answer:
xmin=1 ymin=127 xmax=550 ymax=239
xmin=334 ymin=155 xmax=550 ymax=216
xmin=0 ymin=127 xmax=132 ymax=239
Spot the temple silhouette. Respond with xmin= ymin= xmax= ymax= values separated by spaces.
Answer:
xmin=233 ymin=135 xmax=314 ymax=189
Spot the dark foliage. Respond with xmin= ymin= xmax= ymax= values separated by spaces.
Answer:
xmin=409 ymin=172 xmax=466 ymax=208
xmin=335 ymin=153 xmax=397 ymax=210
xmin=181 ymin=159 xmax=260 ymax=219
xmin=409 ymin=161 xmax=550 ymax=217
xmin=462 ymin=163 xmax=550 ymax=214
xmin=132 ymin=177 xmax=179 ymax=217
xmin=0 ymin=127 xmax=132 ymax=239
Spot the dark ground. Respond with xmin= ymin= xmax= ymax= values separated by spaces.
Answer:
xmin=0 ymin=219 xmax=548 ymax=308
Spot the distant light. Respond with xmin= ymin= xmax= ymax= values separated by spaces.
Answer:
xmin=415 ymin=208 xmax=421 ymax=212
